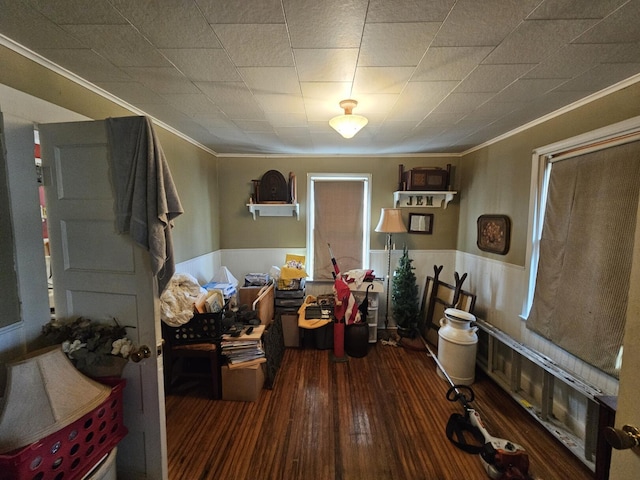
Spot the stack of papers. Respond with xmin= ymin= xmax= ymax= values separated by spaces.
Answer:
xmin=203 ymin=282 xmax=237 ymax=298
xmin=220 ymin=325 xmax=266 ymax=369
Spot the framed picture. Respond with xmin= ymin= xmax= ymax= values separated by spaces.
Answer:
xmin=477 ymin=214 xmax=511 ymax=254
xmin=408 ymin=213 xmax=433 ymax=234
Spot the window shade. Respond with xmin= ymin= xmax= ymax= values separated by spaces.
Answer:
xmin=313 ymin=181 xmax=364 ymax=280
xmin=527 ymin=141 xmax=640 ymax=377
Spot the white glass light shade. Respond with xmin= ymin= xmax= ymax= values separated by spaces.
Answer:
xmin=329 ymin=99 xmax=368 ymax=139
xmin=375 ymin=208 xmax=407 ymax=233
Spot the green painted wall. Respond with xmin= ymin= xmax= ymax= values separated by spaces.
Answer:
xmin=217 ymin=156 xmax=459 ymax=251
xmin=457 ymin=82 xmax=640 ymax=267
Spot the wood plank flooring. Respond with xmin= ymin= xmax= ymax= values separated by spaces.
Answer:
xmin=165 ymin=343 xmax=594 ymax=480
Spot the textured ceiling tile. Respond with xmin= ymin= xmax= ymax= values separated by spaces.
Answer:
xmin=135 ymin=102 xmax=194 ymax=124
xmin=254 ymin=94 xmax=306 ymax=116
xmin=294 ymin=49 xmax=359 ymax=82
xmin=376 ymin=121 xmax=421 ymax=136
xmin=95 ymin=81 xmax=166 ymax=104
xmin=483 ymin=19 xmax=599 ymax=64
xmin=162 ymin=93 xmax=219 ymax=115
xmin=387 ymin=81 xmax=458 ymax=121
xmin=254 ymin=94 xmax=306 ymax=114
xmin=491 ymin=78 xmax=567 ymax=103
xmin=346 ymin=94 xmax=398 ymax=122
xmin=553 ymin=63 xmax=640 ymax=92
xmin=413 ymin=46 xmax=494 ymax=81
xmin=527 ymin=0 xmax=629 ymax=20
xmin=352 ymin=67 xmax=414 ymax=94
xmin=28 ymin=0 xmax=127 ymax=24
xmin=274 ymin=126 xmax=313 ymax=138
xmin=123 ymin=67 xmax=199 ymax=94
xmin=213 ymin=24 xmax=293 ymax=66
xmin=283 ymin=0 xmax=368 ymax=48
xmin=196 ymin=0 xmax=285 ymax=23
xmin=574 ymin=2 xmax=640 ymax=43
xmin=0 ymin=0 xmax=84 ymax=49
xmin=431 ymin=92 xmax=495 ymax=114
xmin=196 ymin=81 xmax=265 ymax=117
xmin=192 ymin=113 xmax=237 ymax=130
xmin=110 ymin=0 xmax=221 ymax=48
xmin=359 ymin=23 xmax=440 ymax=67
xmin=524 ymin=43 xmax=623 ymax=79
xmin=62 ymin=24 xmax=170 ymax=67
xmin=2 ymin=0 xmax=640 ymax=155
xmin=300 ymin=82 xmax=353 ymax=119
xmin=607 ymin=42 xmax=640 ymax=63
xmin=239 ymin=67 xmax=301 ymax=94
xmin=459 ymin=101 xmax=521 ymax=122
xmin=232 ymin=120 xmax=276 ymax=132
xmin=433 ymin=0 xmax=542 ymax=47
xmin=219 ymin=104 xmax=267 ymax=120
xmin=366 ymin=0 xmax=455 ymax=22
xmin=455 ymin=64 xmax=536 ymax=93
xmin=160 ymin=49 xmax=241 ymax=82
xmin=521 ymin=90 xmax=589 ymax=116
xmin=420 ymin=112 xmax=466 ymax=126
xmin=37 ymin=49 xmax=131 ymax=82
xmin=263 ymin=111 xmax=308 ymax=127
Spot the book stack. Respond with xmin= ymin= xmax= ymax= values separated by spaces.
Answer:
xmin=220 ymin=325 xmax=266 ymax=369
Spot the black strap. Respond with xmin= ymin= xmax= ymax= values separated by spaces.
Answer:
xmin=446 ymin=413 xmax=486 ymax=454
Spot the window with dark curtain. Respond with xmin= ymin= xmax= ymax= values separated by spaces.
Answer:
xmin=527 ymin=140 xmax=640 ymax=378
xmin=313 ymin=180 xmax=364 ymax=280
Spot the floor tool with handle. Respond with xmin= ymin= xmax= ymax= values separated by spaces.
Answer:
xmin=419 ymin=335 xmax=537 ymax=480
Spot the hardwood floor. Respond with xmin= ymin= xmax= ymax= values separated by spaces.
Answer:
xmin=165 ymin=343 xmax=594 ymax=480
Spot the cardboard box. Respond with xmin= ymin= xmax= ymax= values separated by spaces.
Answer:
xmin=239 ymin=286 xmax=261 ymax=307
xmin=281 ymin=313 xmax=300 ymax=347
xmin=221 ymin=364 xmax=265 ymax=402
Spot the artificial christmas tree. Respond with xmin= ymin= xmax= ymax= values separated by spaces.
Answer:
xmin=391 ymin=246 xmax=420 ymax=338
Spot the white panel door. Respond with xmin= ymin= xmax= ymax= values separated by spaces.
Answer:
xmin=40 ymin=120 xmax=167 ymax=480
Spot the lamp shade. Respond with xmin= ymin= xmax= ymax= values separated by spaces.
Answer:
xmin=0 ymin=346 xmax=111 ymax=453
xmin=329 ymin=99 xmax=368 ymax=139
xmin=375 ymin=208 xmax=407 ymax=233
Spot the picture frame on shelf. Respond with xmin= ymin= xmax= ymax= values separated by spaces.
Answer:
xmin=477 ymin=214 xmax=511 ymax=254
xmin=408 ymin=213 xmax=433 ymax=234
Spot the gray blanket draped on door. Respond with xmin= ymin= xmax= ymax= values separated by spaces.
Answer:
xmin=107 ymin=116 xmax=183 ymax=294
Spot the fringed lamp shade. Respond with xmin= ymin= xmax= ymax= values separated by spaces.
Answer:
xmin=0 ymin=346 xmax=111 ymax=453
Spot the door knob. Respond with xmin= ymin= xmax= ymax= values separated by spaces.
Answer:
xmin=130 ymin=345 xmax=152 ymax=363
xmin=604 ymin=425 xmax=640 ymax=450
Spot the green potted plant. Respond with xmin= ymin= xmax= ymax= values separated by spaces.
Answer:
xmin=391 ymin=246 xmax=420 ymax=338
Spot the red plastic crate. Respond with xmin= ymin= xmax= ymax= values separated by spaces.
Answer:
xmin=0 ymin=378 xmax=127 ymax=480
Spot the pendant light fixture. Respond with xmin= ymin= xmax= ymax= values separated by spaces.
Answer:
xmin=329 ymin=99 xmax=368 ymax=139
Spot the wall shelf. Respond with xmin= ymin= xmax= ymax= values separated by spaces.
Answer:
xmin=393 ymin=191 xmax=456 ymax=209
xmin=247 ymin=203 xmax=299 ymax=220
